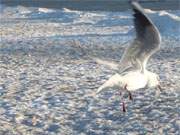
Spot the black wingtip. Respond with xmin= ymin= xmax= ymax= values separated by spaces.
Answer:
xmin=131 ymin=1 xmax=144 ymax=12
xmin=131 ymin=1 xmax=152 ymax=26
xmin=131 ymin=0 xmax=161 ymax=44
xmin=129 ymin=0 xmax=139 ymax=5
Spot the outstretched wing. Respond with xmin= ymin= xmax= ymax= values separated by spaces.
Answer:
xmin=118 ymin=1 xmax=161 ymax=73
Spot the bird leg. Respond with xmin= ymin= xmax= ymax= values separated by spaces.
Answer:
xmin=122 ymin=101 xmax=126 ymax=112
xmin=119 ymin=89 xmax=121 ymax=96
xmin=119 ymin=89 xmax=126 ymax=112
xmin=157 ymin=85 xmax=162 ymax=91
xmin=124 ymin=84 xmax=133 ymax=100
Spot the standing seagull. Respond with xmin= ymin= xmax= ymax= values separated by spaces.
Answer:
xmin=96 ymin=1 xmax=162 ymax=112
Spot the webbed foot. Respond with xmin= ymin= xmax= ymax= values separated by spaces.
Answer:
xmin=122 ymin=102 xmax=126 ymax=112
xmin=128 ymin=91 xmax=133 ymax=100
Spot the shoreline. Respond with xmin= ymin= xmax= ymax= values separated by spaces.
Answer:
xmin=1 ymin=0 xmax=180 ymax=11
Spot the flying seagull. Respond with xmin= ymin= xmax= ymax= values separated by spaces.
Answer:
xmin=96 ymin=1 xmax=162 ymax=112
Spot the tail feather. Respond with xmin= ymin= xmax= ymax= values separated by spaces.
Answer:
xmin=96 ymin=74 xmax=122 ymax=94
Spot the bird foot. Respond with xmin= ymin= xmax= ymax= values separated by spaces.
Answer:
xmin=128 ymin=91 xmax=133 ymax=100
xmin=122 ymin=102 xmax=126 ymax=112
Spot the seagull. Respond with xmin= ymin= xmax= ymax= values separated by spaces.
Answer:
xmin=96 ymin=1 xmax=162 ymax=112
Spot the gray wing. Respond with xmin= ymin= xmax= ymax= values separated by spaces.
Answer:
xmin=118 ymin=1 xmax=161 ymax=73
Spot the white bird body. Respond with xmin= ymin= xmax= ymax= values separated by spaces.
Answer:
xmin=97 ymin=71 xmax=148 ymax=93
xmin=120 ymin=71 xmax=147 ymax=91
xmin=97 ymin=69 xmax=160 ymax=94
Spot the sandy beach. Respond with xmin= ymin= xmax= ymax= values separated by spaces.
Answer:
xmin=0 ymin=4 xmax=180 ymax=135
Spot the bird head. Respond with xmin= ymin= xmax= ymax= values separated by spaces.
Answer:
xmin=146 ymin=71 xmax=160 ymax=88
